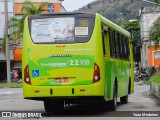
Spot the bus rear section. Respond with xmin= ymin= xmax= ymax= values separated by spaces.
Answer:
xmin=22 ymin=13 xmax=105 ymax=111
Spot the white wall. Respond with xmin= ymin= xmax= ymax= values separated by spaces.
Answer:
xmin=140 ymin=12 xmax=160 ymax=41
xmin=140 ymin=12 xmax=160 ymax=67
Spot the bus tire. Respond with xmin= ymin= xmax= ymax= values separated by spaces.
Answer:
xmin=120 ymin=95 xmax=128 ymax=104
xmin=108 ymin=83 xmax=117 ymax=111
xmin=44 ymin=100 xmax=64 ymax=112
xmin=120 ymin=79 xmax=130 ymax=104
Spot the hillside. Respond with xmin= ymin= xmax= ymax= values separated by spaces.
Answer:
xmin=76 ymin=0 xmax=154 ymax=23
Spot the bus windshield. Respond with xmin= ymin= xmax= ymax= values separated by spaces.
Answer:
xmin=30 ymin=17 xmax=95 ymax=44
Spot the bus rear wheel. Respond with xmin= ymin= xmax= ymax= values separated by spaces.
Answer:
xmin=120 ymin=95 xmax=128 ymax=104
xmin=44 ymin=99 xmax=64 ymax=112
xmin=108 ymin=84 xmax=117 ymax=111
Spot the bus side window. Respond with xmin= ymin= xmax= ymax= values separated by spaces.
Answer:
xmin=122 ymin=37 xmax=130 ymax=60
xmin=112 ymin=30 xmax=116 ymax=57
xmin=121 ymin=36 xmax=125 ymax=59
xmin=109 ymin=28 xmax=117 ymax=58
xmin=116 ymin=33 xmax=120 ymax=58
xmin=119 ymin=35 xmax=123 ymax=59
xmin=102 ymin=31 xmax=106 ymax=57
xmin=126 ymin=37 xmax=130 ymax=60
xmin=109 ymin=29 xmax=112 ymax=57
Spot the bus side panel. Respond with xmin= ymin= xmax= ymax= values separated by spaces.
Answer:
xmin=22 ymin=17 xmax=34 ymax=98
xmin=130 ymin=42 xmax=134 ymax=93
xmin=105 ymin=61 xmax=112 ymax=100
xmin=105 ymin=60 xmax=130 ymax=100
xmin=94 ymin=14 xmax=105 ymax=98
xmin=117 ymin=60 xmax=130 ymax=97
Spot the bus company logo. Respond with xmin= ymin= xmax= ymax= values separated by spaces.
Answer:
xmin=1 ymin=112 xmax=43 ymax=118
xmin=50 ymin=54 xmax=73 ymax=57
xmin=2 ymin=112 xmax=11 ymax=117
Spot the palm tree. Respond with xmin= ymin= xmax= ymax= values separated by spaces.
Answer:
xmin=1 ymin=1 xmax=49 ymax=53
xmin=1 ymin=36 xmax=6 ymax=55
xmin=8 ymin=16 xmax=27 ymax=43
xmin=21 ymin=1 xmax=49 ymax=15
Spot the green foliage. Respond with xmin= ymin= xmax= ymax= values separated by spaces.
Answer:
xmin=87 ymin=4 xmax=92 ymax=9
xmin=150 ymin=17 xmax=160 ymax=46
xmin=77 ymin=0 xmax=150 ymax=23
xmin=21 ymin=1 xmax=49 ymax=15
xmin=8 ymin=16 xmax=27 ymax=43
xmin=1 ymin=36 xmax=6 ymax=55
xmin=148 ymin=74 xmax=160 ymax=84
xmin=0 ymin=82 xmax=22 ymax=88
xmin=154 ymin=0 xmax=160 ymax=4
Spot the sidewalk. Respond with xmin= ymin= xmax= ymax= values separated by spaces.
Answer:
xmin=0 ymin=82 xmax=22 ymax=88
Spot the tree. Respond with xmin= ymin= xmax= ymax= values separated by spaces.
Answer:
xmin=1 ymin=36 xmax=6 ymax=55
xmin=149 ymin=17 xmax=160 ymax=49
xmin=154 ymin=0 xmax=160 ymax=4
xmin=8 ymin=16 xmax=27 ymax=43
xmin=21 ymin=1 xmax=49 ymax=15
xmin=87 ymin=4 xmax=92 ymax=9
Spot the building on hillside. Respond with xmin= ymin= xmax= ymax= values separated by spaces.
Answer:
xmin=140 ymin=6 xmax=160 ymax=68
xmin=0 ymin=0 xmax=66 ymax=82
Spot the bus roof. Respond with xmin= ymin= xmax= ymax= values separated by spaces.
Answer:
xmin=29 ymin=12 xmax=95 ymax=19
xmin=98 ymin=13 xmax=131 ymax=38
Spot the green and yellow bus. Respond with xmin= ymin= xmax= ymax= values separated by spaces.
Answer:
xmin=22 ymin=12 xmax=134 ymax=112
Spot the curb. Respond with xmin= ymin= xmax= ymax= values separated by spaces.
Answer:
xmin=149 ymin=91 xmax=160 ymax=104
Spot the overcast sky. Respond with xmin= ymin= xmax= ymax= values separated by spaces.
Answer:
xmin=62 ymin=0 xmax=95 ymax=11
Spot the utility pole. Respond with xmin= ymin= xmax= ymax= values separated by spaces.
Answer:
xmin=4 ymin=0 xmax=11 ymax=83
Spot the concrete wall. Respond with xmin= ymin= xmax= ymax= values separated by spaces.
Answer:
xmin=140 ymin=12 xmax=160 ymax=41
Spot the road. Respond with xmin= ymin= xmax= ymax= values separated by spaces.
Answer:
xmin=0 ymin=82 xmax=160 ymax=119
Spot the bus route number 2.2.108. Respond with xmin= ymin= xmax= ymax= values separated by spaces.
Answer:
xmin=69 ymin=59 xmax=90 ymax=66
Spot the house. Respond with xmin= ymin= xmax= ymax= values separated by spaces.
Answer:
xmin=140 ymin=6 xmax=160 ymax=68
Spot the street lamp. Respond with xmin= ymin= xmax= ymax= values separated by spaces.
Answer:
xmin=4 ymin=0 xmax=11 ymax=83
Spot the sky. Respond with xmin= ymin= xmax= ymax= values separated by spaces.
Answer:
xmin=62 ymin=0 xmax=95 ymax=12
